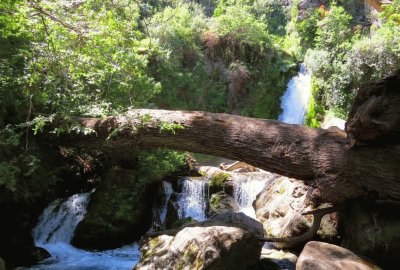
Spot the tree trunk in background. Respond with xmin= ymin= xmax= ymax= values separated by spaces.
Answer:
xmin=44 ymin=107 xmax=400 ymax=204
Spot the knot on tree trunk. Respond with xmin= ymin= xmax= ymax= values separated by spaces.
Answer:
xmin=346 ymin=71 xmax=400 ymax=146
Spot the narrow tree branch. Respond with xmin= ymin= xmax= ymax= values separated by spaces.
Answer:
xmin=259 ymin=206 xmax=339 ymax=246
xmin=28 ymin=0 xmax=81 ymax=35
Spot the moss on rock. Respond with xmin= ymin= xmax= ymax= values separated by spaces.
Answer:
xmin=209 ymin=172 xmax=231 ymax=194
xmin=72 ymin=167 xmax=154 ymax=250
xmin=208 ymin=191 xmax=239 ymax=217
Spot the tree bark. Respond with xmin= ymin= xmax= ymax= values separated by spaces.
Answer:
xmin=44 ymin=109 xmax=400 ymax=203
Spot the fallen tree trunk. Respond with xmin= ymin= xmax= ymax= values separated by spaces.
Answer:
xmin=43 ymin=108 xmax=400 ymax=203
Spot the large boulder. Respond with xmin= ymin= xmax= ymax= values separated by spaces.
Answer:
xmin=134 ymin=212 xmax=264 ymax=270
xmin=72 ymin=167 xmax=153 ymax=250
xmin=296 ymin=241 xmax=382 ymax=270
xmin=208 ymin=192 xmax=239 ymax=216
xmin=254 ymin=177 xmax=339 ymax=245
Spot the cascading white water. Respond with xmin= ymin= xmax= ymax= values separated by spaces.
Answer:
xmin=178 ymin=177 xmax=208 ymax=221
xmin=278 ymin=63 xmax=312 ymax=124
xmin=27 ymin=193 xmax=140 ymax=270
xmin=232 ymin=173 xmax=274 ymax=219
xmin=33 ymin=193 xmax=91 ymax=245
xmin=159 ymin=181 xmax=174 ymax=228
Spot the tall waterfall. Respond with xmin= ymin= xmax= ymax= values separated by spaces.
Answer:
xmin=278 ymin=63 xmax=312 ymax=124
xmin=178 ymin=177 xmax=208 ymax=221
xmin=28 ymin=192 xmax=140 ymax=270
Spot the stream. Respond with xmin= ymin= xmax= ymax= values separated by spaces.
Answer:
xmin=26 ymin=64 xmax=311 ymax=270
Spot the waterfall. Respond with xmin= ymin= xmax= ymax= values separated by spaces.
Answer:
xmin=233 ymin=173 xmax=274 ymax=219
xmin=27 ymin=192 xmax=140 ymax=270
xmin=278 ymin=63 xmax=312 ymax=124
xmin=33 ymin=193 xmax=91 ymax=245
xmin=159 ymin=181 xmax=174 ymax=228
xmin=178 ymin=177 xmax=208 ymax=221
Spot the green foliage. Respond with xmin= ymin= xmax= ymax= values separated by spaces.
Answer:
xmin=305 ymin=48 xmax=354 ymax=118
xmin=214 ymin=5 xmax=269 ymax=46
xmin=347 ymin=1 xmax=400 ymax=86
xmin=0 ymin=0 xmax=30 ymax=127
xmin=304 ymin=80 xmax=324 ymax=128
xmin=209 ymin=4 xmax=295 ymax=117
xmin=314 ymin=4 xmax=353 ymax=52
xmin=148 ymin=2 xmax=228 ymax=112
xmin=31 ymin=115 xmax=48 ymax=135
xmin=209 ymin=172 xmax=230 ymax=189
xmin=172 ymin=217 xmax=196 ymax=228
xmin=250 ymin=0 xmax=290 ymax=36
xmin=304 ymin=1 xmax=400 ymax=117
xmin=159 ymin=122 xmax=184 ymax=134
xmin=137 ymin=149 xmax=186 ymax=185
xmin=296 ymin=8 xmax=320 ymax=51
xmin=348 ymin=33 xmax=400 ymax=85
xmin=0 ymin=125 xmax=21 ymax=146
xmin=380 ymin=0 xmax=400 ymax=28
xmin=2 ymin=0 xmax=163 ymax=117
xmin=0 ymin=162 xmax=20 ymax=192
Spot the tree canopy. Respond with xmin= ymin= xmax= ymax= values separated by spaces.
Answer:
xmin=1 ymin=0 xmax=399 ymax=198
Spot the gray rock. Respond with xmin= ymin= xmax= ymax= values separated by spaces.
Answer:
xmin=254 ymin=177 xmax=339 ymax=245
xmin=208 ymin=192 xmax=239 ymax=216
xmin=296 ymin=241 xmax=382 ymax=270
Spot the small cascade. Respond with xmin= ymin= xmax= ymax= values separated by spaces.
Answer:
xmin=28 ymin=192 xmax=140 ymax=270
xmin=178 ymin=177 xmax=208 ymax=221
xmin=33 ymin=193 xmax=91 ymax=245
xmin=233 ymin=173 xmax=274 ymax=218
xmin=278 ymin=63 xmax=312 ymax=124
xmin=159 ymin=181 xmax=174 ymax=228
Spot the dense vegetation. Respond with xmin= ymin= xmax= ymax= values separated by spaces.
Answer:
xmin=1 ymin=0 xmax=399 ymax=198
xmin=302 ymin=0 xmax=400 ymax=123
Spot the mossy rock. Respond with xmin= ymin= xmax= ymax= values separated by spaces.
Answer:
xmin=72 ymin=167 xmax=154 ymax=250
xmin=208 ymin=191 xmax=239 ymax=217
xmin=171 ymin=217 xmax=198 ymax=229
xmin=209 ymin=172 xmax=231 ymax=194
xmin=134 ymin=212 xmax=264 ymax=270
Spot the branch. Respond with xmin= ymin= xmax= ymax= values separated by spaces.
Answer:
xmin=28 ymin=0 xmax=81 ymax=35
xmin=259 ymin=206 xmax=339 ymax=247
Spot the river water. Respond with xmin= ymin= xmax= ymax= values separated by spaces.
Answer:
xmin=26 ymin=193 xmax=140 ymax=270
xmin=27 ymin=63 xmax=311 ymax=269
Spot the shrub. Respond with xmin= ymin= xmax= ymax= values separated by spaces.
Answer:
xmin=209 ymin=172 xmax=230 ymax=189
